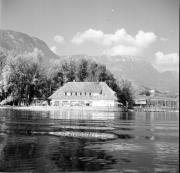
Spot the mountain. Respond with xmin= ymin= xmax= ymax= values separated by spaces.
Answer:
xmin=0 ymin=29 xmax=178 ymax=93
xmin=61 ymin=55 xmax=179 ymax=93
xmin=101 ymin=55 xmax=179 ymax=93
xmin=0 ymin=29 xmax=59 ymax=62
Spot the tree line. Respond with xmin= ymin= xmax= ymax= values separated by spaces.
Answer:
xmin=0 ymin=50 xmax=134 ymax=108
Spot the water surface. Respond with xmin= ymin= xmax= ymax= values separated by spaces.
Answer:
xmin=0 ymin=109 xmax=179 ymax=172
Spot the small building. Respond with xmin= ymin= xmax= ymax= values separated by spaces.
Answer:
xmin=134 ymin=94 xmax=179 ymax=110
xmin=31 ymin=98 xmax=48 ymax=106
xmin=49 ymin=82 xmax=118 ymax=107
xmin=134 ymin=96 xmax=147 ymax=107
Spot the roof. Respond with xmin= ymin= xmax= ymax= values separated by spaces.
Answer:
xmin=49 ymin=82 xmax=117 ymax=100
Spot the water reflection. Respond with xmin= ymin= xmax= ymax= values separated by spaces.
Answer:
xmin=49 ymin=109 xmax=117 ymax=120
xmin=0 ymin=109 xmax=179 ymax=172
xmin=0 ymin=135 xmax=116 ymax=172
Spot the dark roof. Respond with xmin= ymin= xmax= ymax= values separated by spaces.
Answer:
xmin=49 ymin=82 xmax=117 ymax=100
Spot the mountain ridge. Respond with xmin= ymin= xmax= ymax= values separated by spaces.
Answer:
xmin=0 ymin=29 xmax=59 ymax=60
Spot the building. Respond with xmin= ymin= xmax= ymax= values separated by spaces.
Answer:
xmin=134 ymin=94 xmax=179 ymax=110
xmin=134 ymin=96 xmax=147 ymax=107
xmin=49 ymin=82 xmax=118 ymax=107
xmin=147 ymin=96 xmax=179 ymax=110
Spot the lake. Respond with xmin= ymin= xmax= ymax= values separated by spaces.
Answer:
xmin=0 ymin=109 xmax=179 ymax=172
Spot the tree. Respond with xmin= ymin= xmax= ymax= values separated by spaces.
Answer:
xmin=1 ymin=50 xmax=43 ymax=105
xmin=116 ymin=79 xmax=135 ymax=108
xmin=76 ymin=59 xmax=88 ymax=81
xmin=139 ymin=90 xmax=151 ymax=96
xmin=46 ymin=62 xmax=64 ymax=96
xmin=0 ymin=81 xmax=4 ymax=101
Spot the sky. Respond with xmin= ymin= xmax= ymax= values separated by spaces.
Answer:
xmin=0 ymin=0 xmax=179 ymax=72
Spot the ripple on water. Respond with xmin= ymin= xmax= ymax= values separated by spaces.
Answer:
xmin=32 ymin=131 xmax=117 ymax=140
xmin=85 ymin=142 xmax=145 ymax=152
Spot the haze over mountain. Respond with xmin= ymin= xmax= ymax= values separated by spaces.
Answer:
xmin=0 ymin=29 xmax=178 ymax=93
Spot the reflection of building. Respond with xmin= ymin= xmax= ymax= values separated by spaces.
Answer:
xmin=49 ymin=82 xmax=118 ymax=107
xmin=48 ymin=110 xmax=117 ymax=139
xmin=49 ymin=110 xmax=116 ymax=120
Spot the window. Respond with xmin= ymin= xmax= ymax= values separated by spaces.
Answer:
xmin=80 ymin=92 xmax=82 ymax=95
xmin=62 ymin=101 xmax=69 ymax=106
xmin=93 ymin=93 xmax=100 ymax=96
xmin=89 ymin=92 xmax=92 ymax=96
xmin=54 ymin=101 xmax=59 ymax=106
xmin=85 ymin=92 xmax=86 ymax=96
xmin=64 ymin=92 xmax=67 ymax=96
xmin=75 ymin=92 xmax=77 ymax=96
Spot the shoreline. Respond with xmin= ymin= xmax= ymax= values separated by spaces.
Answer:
xmin=0 ymin=106 xmax=179 ymax=113
xmin=0 ymin=105 xmax=123 ymax=112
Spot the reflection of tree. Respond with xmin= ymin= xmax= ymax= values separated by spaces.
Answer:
xmin=119 ymin=111 xmax=135 ymax=121
xmin=0 ymin=134 xmax=8 ymax=163
xmin=0 ymin=135 xmax=116 ymax=172
xmin=49 ymin=137 xmax=116 ymax=171
xmin=4 ymin=109 xmax=50 ymax=135
xmin=0 ymin=136 xmax=39 ymax=171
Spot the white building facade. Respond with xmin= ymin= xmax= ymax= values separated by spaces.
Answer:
xmin=49 ymin=82 xmax=118 ymax=107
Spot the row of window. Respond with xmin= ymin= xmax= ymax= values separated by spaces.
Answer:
xmin=53 ymin=100 xmax=92 ymax=106
xmin=64 ymin=92 xmax=93 ymax=96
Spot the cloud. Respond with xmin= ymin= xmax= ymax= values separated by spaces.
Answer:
xmin=135 ymin=30 xmax=157 ymax=47
xmin=54 ymin=35 xmax=64 ymax=43
xmin=72 ymin=28 xmax=156 ymax=47
xmin=154 ymin=51 xmax=179 ymax=72
xmin=71 ymin=29 xmax=103 ymax=45
xmin=71 ymin=28 xmax=157 ymax=56
xmin=50 ymin=46 xmax=57 ymax=54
